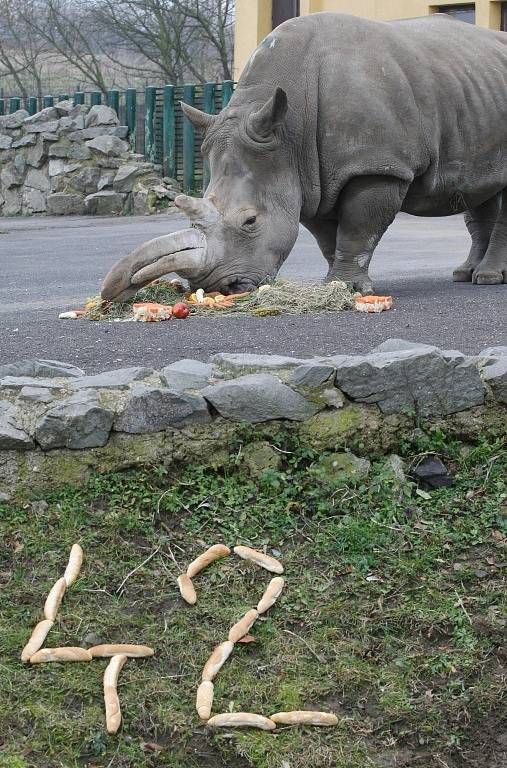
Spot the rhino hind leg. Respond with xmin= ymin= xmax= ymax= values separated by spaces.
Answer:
xmin=301 ymin=217 xmax=339 ymax=280
xmin=326 ymin=176 xmax=409 ymax=293
xmin=453 ymin=194 xmax=501 ymax=282
xmin=471 ymin=190 xmax=507 ymax=285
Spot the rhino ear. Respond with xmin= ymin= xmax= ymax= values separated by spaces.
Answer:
xmin=181 ymin=102 xmax=216 ymax=133
xmin=248 ymin=87 xmax=288 ymax=141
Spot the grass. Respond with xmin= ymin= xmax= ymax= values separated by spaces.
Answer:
xmin=0 ymin=431 xmax=506 ymax=768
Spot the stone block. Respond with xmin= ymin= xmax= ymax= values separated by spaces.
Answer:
xmin=114 ymin=385 xmax=211 ymax=433
xmin=2 ymin=188 xmax=22 ymax=215
xmin=47 ymin=193 xmax=85 ymax=215
xmin=288 ymin=363 xmax=336 ymax=388
xmin=48 ymin=139 xmax=91 ymax=160
xmin=35 ymin=390 xmax=114 ymax=450
xmin=0 ymin=134 xmax=12 ymax=149
xmin=0 ymin=359 xmax=84 ymax=378
xmin=85 ymin=135 xmax=129 ymax=157
xmin=0 ymin=110 xmax=29 ymax=129
xmin=482 ymin=358 xmax=507 ymax=404
xmin=202 ymin=374 xmax=320 ymax=422
xmin=11 ymin=134 xmax=37 ymax=148
xmin=22 ymin=188 xmax=47 ymax=213
xmin=160 ymin=359 xmax=213 ymax=390
xmin=25 ymin=120 xmax=60 ymax=134
xmin=48 ymin=159 xmax=82 ymax=177
xmin=24 ymin=107 xmax=60 ymax=124
xmin=85 ymin=105 xmax=119 ymax=128
xmin=84 ymin=190 xmax=126 ymax=215
xmin=25 ymin=167 xmax=50 ymax=191
xmin=0 ymin=401 xmax=34 ymax=450
xmin=211 ymin=353 xmax=310 ymax=375
xmin=17 ymin=387 xmax=56 ymax=404
xmin=70 ymin=367 xmax=153 ymax=390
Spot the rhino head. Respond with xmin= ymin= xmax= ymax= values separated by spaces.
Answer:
xmin=101 ymin=89 xmax=302 ymax=301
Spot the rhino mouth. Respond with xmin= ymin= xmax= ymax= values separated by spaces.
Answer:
xmin=101 ymin=228 xmax=206 ymax=302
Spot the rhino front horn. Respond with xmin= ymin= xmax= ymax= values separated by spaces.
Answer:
xmin=101 ymin=228 xmax=205 ymax=302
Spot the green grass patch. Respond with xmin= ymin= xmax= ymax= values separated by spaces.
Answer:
xmin=0 ymin=433 xmax=506 ymax=767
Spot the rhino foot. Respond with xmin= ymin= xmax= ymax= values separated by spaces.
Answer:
xmin=472 ymin=268 xmax=506 ymax=285
xmin=452 ymin=267 xmax=473 ymax=282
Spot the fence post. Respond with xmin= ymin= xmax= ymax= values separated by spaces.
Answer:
xmin=58 ymin=94 xmax=69 ymax=101
xmin=90 ymin=91 xmax=101 ymax=106
xmin=43 ymin=95 xmax=54 ymax=108
xmin=125 ymin=88 xmax=137 ymax=152
xmin=107 ymin=89 xmax=120 ymax=116
xmin=0 ymin=99 xmax=4 ymax=116
xmin=27 ymin=97 xmax=38 ymax=115
xmin=144 ymin=86 xmax=157 ymax=163
xmin=74 ymin=91 xmax=85 ymax=105
xmin=202 ymin=82 xmax=216 ymax=193
xmin=163 ymin=85 xmax=176 ymax=179
xmin=183 ymin=84 xmax=195 ymax=193
xmin=9 ymin=97 xmax=21 ymax=113
xmin=221 ymin=80 xmax=234 ymax=108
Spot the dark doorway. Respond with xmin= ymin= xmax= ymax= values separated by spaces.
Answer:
xmin=502 ymin=2 xmax=507 ymax=30
xmin=272 ymin=0 xmax=299 ymax=30
xmin=437 ymin=4 xmax=476 ymax=23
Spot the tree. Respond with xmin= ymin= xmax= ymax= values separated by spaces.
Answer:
xmin=0 ymin=0 xmax=50 ymax=98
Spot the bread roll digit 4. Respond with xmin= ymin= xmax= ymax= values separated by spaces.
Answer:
xmin=228 ymin=609 xmax=258 ymax=643
xmin=177 ymin=574 xmax=197 ymax=605
xmin=207 ymin=713 xmax=276 ymax=730
xmin=196 ymin=680 xmax=214 ymax=720
xmin=257 ymin=577 xmax=285 ymax=614
xmin=233 ymin=546 xmax=283 ymax=574
xmin=63 ymin=543 xmax=83 ymax=586
xmin=43 ymin=577 xmax=67 ymax=621
xmin=270 ymin=711 xmax=338 ymax=726
xmin=20 ymin=619 xmax=54 ymax=662
xmin=104 ymin=654 xmax=128 ymax=734
xmin=202 ymin=640 xmax=234 ymax=682
xmin=29 ymin=647 xmax=93 ymax=663
xmin=187 ymin=544 xmax=231 ymax=578
xmin=90 ymin=644 xmax=154 ymax=658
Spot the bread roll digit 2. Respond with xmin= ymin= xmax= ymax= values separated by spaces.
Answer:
xmin=30 ymin=647 xmax=93 ymax=663
xmin=63 ymin=543 xmax=83 ymax=586
xmin=207 ymin=713 xmax=276 ymax=730
xmin=104 ymin=654 xmax=128 ymax=734
xmin=177 ymin=574 xmax=197 ymax=605
xmin=257 ymin=577 xmax=285 ymax=614
xmin=43 ymin=577 xmax=67 ymax=621
xmin=270 ymin=711 xmax=338 ymax=726
xmin=187 ymin=544 xmax=230 ymax=578
xmin=233 ymin=546 xmax=283 ymax=574
xmin=90 ymin=644 xmax=154 ymax=658
xmin=196 ymin=680 xmax=214 ymax=720
xmin=20 ymin=619 xmax=54 ymax=662
xmin=228 ymin=609 xmax=258 ymax=644
xmin=202 ymin=640 xmax=234 ymax=682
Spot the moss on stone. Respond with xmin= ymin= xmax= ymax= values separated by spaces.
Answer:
xmin=242 ymin=441 xmax=282 ymax=476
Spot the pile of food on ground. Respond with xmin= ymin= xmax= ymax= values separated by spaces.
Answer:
xmin=59 ymin=279 xmax=393 ymax=322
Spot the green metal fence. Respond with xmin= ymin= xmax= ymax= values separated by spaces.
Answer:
xmin=0 ymin=81 xmax=234 ymax=194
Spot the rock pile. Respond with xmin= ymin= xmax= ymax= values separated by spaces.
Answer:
xmin=0 ymin=101 xmax=181 ymax=217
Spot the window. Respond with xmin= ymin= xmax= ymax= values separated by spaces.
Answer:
xmin=272 ymin=0 xmax=300 ymax=30
xmin=502 ymin=2 xmax=507 ymax=30
xmin=437 ymin=4 xmax=476 ymax=23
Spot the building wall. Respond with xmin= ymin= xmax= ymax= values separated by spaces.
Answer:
xmin=234 ymin=0 xmax=504 ymax=77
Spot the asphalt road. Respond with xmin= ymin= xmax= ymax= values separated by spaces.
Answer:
xmin=0 ymin=212 xmax=505 ymax=372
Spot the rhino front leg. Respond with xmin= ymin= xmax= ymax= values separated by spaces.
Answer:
xmin=453 ymin=194 xmax=501 ymax=282
xmin=327 ymin=176 xmax=409 ymax=293
xmin=472 ymin=189 xmax=507 ymax=285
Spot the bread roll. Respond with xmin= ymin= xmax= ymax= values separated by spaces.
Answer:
xmin=207 ymin=712 xmax=276 ymax=730
xmin=30 ymin=647 xmax=93 ymax=663
xmin=257 ymin=577 xmax=285 ymax=614
xmin=270 ymin=711 xmax=338 ymax=726
xmin=228 ymin=609 xmax=258 ymax=644
xmin=196 ymin=680 xmax=214 ymax=720
xmin=233 ymin=546 xmax=283 ymax=574
xmin=104 ymin=654 xmax=128 ymax=734
xmin=90 ymin=644 xmax=154 ymax=658
xmin=187 ymin=544 xmax=230 ymax=578
xmin=43 ymin=577 xmax=67 ymax=621
xmin=20 ymin=619 xmax=54 ymax=662
xmin=177 ymin=574 xmax=197 ymax=605
xmin=63 ymin=543 xmax=83 ymax=586
xmin=201 ymin=640 xmax=234 ymax=682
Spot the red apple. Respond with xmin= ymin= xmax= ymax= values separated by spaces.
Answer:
xmin=172 ymin=302 xmax=190 ymax=319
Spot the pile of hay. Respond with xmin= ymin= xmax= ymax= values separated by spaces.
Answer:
xmin=80 ymin=279 xmax=356 ymax=321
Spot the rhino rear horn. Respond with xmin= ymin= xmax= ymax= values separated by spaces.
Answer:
xmin=175 ymin=194 xmax=220 ymax=231
xmin=247 ymin=87 xmax=288 ymax=141
xmin=181 ymin=102 xmax=216 ymax=133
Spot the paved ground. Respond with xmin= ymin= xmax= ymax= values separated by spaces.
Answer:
xmin=0 ymin=212 xmax=505 ymax=372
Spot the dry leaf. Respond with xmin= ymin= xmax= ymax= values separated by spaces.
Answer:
xmin=141 ymin=742 xmax=163 ymax=752
xmin=237 ymin=634 xmax=256 ymax=644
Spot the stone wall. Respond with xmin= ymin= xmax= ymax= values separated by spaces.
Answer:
xmin=0 ymin=102 xmax=180 ymax=217
xmin=0 ymin=340 xmax=505 ymax=501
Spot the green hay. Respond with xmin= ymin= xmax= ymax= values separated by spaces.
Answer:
xmin=83 ymin=279 xmax=355 ymax=321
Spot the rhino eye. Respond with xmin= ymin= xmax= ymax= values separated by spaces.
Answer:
xmin=243 ymin=215 xmax=257 ymax=227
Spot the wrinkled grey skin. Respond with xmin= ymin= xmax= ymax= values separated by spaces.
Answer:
xmin=103 ymin=13 xmax=507 ymax=299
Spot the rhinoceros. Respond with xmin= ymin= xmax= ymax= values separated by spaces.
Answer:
xmin=102 ymin=12 xmax=507 ymax=301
